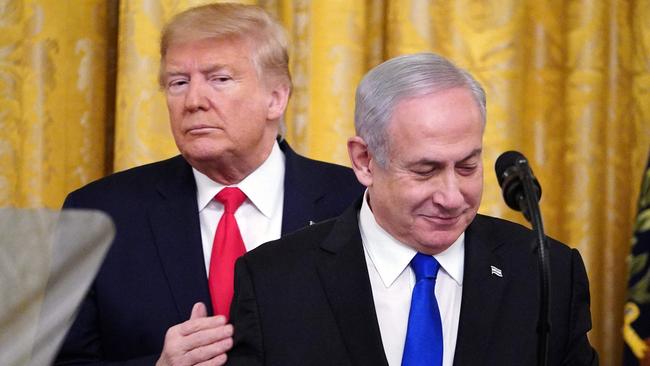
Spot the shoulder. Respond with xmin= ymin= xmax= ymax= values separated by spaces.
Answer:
xmin=241 ymin=217 xmax=340 ymax=274
xmin=470 ymin=214 xmax=574 ymax=257
xmin=281 ymin=140 xmax=364 ymax=197
xmin=254 ymin=218 xmax=337 ymax=257
xmin=470 ymin=214 xmax=588 ymax=291
xmin=64 ymin=155 xmax=189 ymax=208
xmin=470 ymin=214 xmax=534 ymax=239
xmin=283 ymin=141 xmax=357 ymax=178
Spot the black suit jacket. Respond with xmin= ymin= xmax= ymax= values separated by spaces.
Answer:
xmin=228 ymin=198 xmax=598 ymax=366
xmin=54 ymin=141 xmax=364 ymax=365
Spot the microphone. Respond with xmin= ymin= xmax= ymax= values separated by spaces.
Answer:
xmin=495 ymin=151 xmax=551 ymax=366
xmin=494 ymin=151 xmax=542 ymax=219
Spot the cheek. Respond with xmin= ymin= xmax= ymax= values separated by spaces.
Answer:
xmin=167 ymin=100 xmax=183 ymax=124
xmin=391 ymin=181 xmax=431 ymax=215
xmin=222 ymin=96 xmax=266 ymax=129
xmin=462 ymin=179 xmax=483 ymax=206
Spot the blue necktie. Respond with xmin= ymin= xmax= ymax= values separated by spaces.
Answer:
xmin=402 ymin=253 xmax=443 ymax=366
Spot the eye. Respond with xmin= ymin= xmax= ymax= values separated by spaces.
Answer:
xmin=209 ymin=74 xmax=233 ymax=84
xmin=411 ymin=167 xmax=437 ymax=177
xmin=166 ymin=78 xmax=189 ymax=93
xmin=456 ymin=164 xmax=478 ymax=176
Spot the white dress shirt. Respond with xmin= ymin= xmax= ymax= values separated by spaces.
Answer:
xmin=359 ymin=191 xmax=464 ymax=366
xmin=194 ymin=141 xmax=285 ymax=274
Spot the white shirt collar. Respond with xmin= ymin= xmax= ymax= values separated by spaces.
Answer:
xmin=193 ymin=141 xmax=285 ymax=217
xmin=359 ymin=190 xmax=465 ymax=287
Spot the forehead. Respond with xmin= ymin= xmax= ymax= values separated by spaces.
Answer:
xmin=163 ymin=36 xmax=255 ymax=70
xmin=386 ymin=88 xmax=484 ymax=161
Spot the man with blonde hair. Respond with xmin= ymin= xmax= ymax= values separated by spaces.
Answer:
xmin=55 ymin=3 xmax=362 ymax=365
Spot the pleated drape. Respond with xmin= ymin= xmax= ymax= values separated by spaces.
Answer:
xmin=0 ymin=1 xmax=110 ymax=208
xmin=1 ymin=1 xmax=649 ymax=364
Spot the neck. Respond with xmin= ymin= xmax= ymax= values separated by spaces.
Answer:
xmin=194 ymin=142 xmax=276 ymax=185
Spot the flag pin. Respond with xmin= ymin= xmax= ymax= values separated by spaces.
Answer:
xmin=491 ymin=265 xmax=503 ymax=277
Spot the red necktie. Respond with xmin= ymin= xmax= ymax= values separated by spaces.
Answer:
xmin=209 ymin=187 xmax=247 ymax=318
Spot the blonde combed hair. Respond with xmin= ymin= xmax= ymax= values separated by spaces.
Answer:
xmin=159 ymin=3 xmax=291 ymax=91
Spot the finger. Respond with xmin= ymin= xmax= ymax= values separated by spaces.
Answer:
xmin=185 ymin=336 xmax=233 ymax=364
xmin=196 ymin=353 xmax=228 ymax=366
xmin=214 ymin=353 xmax=228 ymax=366
xmin=190 ymin=302 xmax=208 ymax=320
xmin=209 ymin=323 xmax=233 ymax=342
xmin=183 ymin=323 xmax=234 ymax=350
xmin=179 ymin=315 xmax=228 ymax=336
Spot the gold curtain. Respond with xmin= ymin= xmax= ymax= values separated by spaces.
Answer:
xmin=1 ymin=0 xmax=649 ymax=364
xmin=0 ymin=0 xmax=110 ymax=208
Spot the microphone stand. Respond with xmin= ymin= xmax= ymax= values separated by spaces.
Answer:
xmin=515 ymin=159 xmax=551 ymax=366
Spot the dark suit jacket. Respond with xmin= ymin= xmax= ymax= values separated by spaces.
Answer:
xmin=54 ymin=141 xmax=364 ymax=365
xmin=228 ymin=198 xmax=598 ymax=366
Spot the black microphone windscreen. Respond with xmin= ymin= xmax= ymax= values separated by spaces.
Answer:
xmin=495 ymin=151 xmax=526 ymax=185
xmin=494 ymin=150 xmax=542 ymax=214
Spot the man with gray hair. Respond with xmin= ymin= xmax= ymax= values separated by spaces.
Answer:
xmin=227 ymin=53 xmax=598 ymax=365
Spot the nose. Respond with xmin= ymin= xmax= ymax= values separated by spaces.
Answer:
xmin=184 ymin=79 xmax=210 ymax=112
xmin=432 ymin=171 xmax=465 ymax=211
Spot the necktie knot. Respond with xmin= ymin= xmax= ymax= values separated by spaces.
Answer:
xmin=215 ymin=187 xmax=246 ymax=214
xmin=410 ymin=253 xmax=440 ymax=282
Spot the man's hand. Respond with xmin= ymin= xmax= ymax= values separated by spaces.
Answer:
xmin=156 ymin=302 xmax=234 ymax=366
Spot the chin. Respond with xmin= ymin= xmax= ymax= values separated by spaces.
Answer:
xmin=417 ymin=232 xmax=462 ymax=252
xmin=183 ymin=141 xmax=226 ymax=156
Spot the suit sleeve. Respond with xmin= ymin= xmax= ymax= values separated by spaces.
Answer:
xmin=54 ymin=194 xmax=160 ymax=366
xmin=563 ymin=249 xmax=599 ymax=366
xmin=55 ymin=288 xmax=159 ymax=366
xmin=228 ymin=257 xmax=265 ymax=366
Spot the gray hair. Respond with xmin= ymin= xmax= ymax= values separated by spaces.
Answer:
xmin=354 ymin=53 xmax=486 ymax=167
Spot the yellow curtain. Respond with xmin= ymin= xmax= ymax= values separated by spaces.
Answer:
xmin=1 ymin=0 xmax=649 ymax=364
xmin=0 ymin=0 xmax=109 ymax=208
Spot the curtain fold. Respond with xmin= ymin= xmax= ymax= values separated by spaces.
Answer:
xmin=1 ymin=1 xmax=649 ymax=364
xmin=0 ymin=0 xmax=109 ymax=208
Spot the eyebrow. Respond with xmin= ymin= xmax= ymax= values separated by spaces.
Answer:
xmin=163 ymin=63 xmax=232 ymax=78
xmin=459 ymin=148 xmax=483 ymax=163
xmin=410 ymin=148 xmax=483 ymax=166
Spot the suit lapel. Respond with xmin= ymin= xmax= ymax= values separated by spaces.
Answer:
xmin=453 ymin=215 xmax=509 ymax=365
xmin=316 ymin=201 xmax=389 ymax=366
xmin=149 ymin=157 xmax=212 ymax=318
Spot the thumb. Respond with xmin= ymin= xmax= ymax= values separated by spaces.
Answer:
xmin=189 ymin=302 xmax=208 ymax=320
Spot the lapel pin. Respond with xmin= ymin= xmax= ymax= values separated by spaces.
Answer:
xmin=308 ymin=220 xmax=315 ymax=226
xmin=490 ymin=265 xmax=503 ymax=277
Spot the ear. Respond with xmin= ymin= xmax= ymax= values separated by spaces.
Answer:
xmin=266 ymin=83 xmax=290 ymax=121
xmin=347 ymin=136 xmax=374 ymax=187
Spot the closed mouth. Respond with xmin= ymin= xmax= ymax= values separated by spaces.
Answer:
xmin=421 ymin=214 xmax=461 ymax=226
xmin=186 ymin=125 xmax=222 ymax=135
